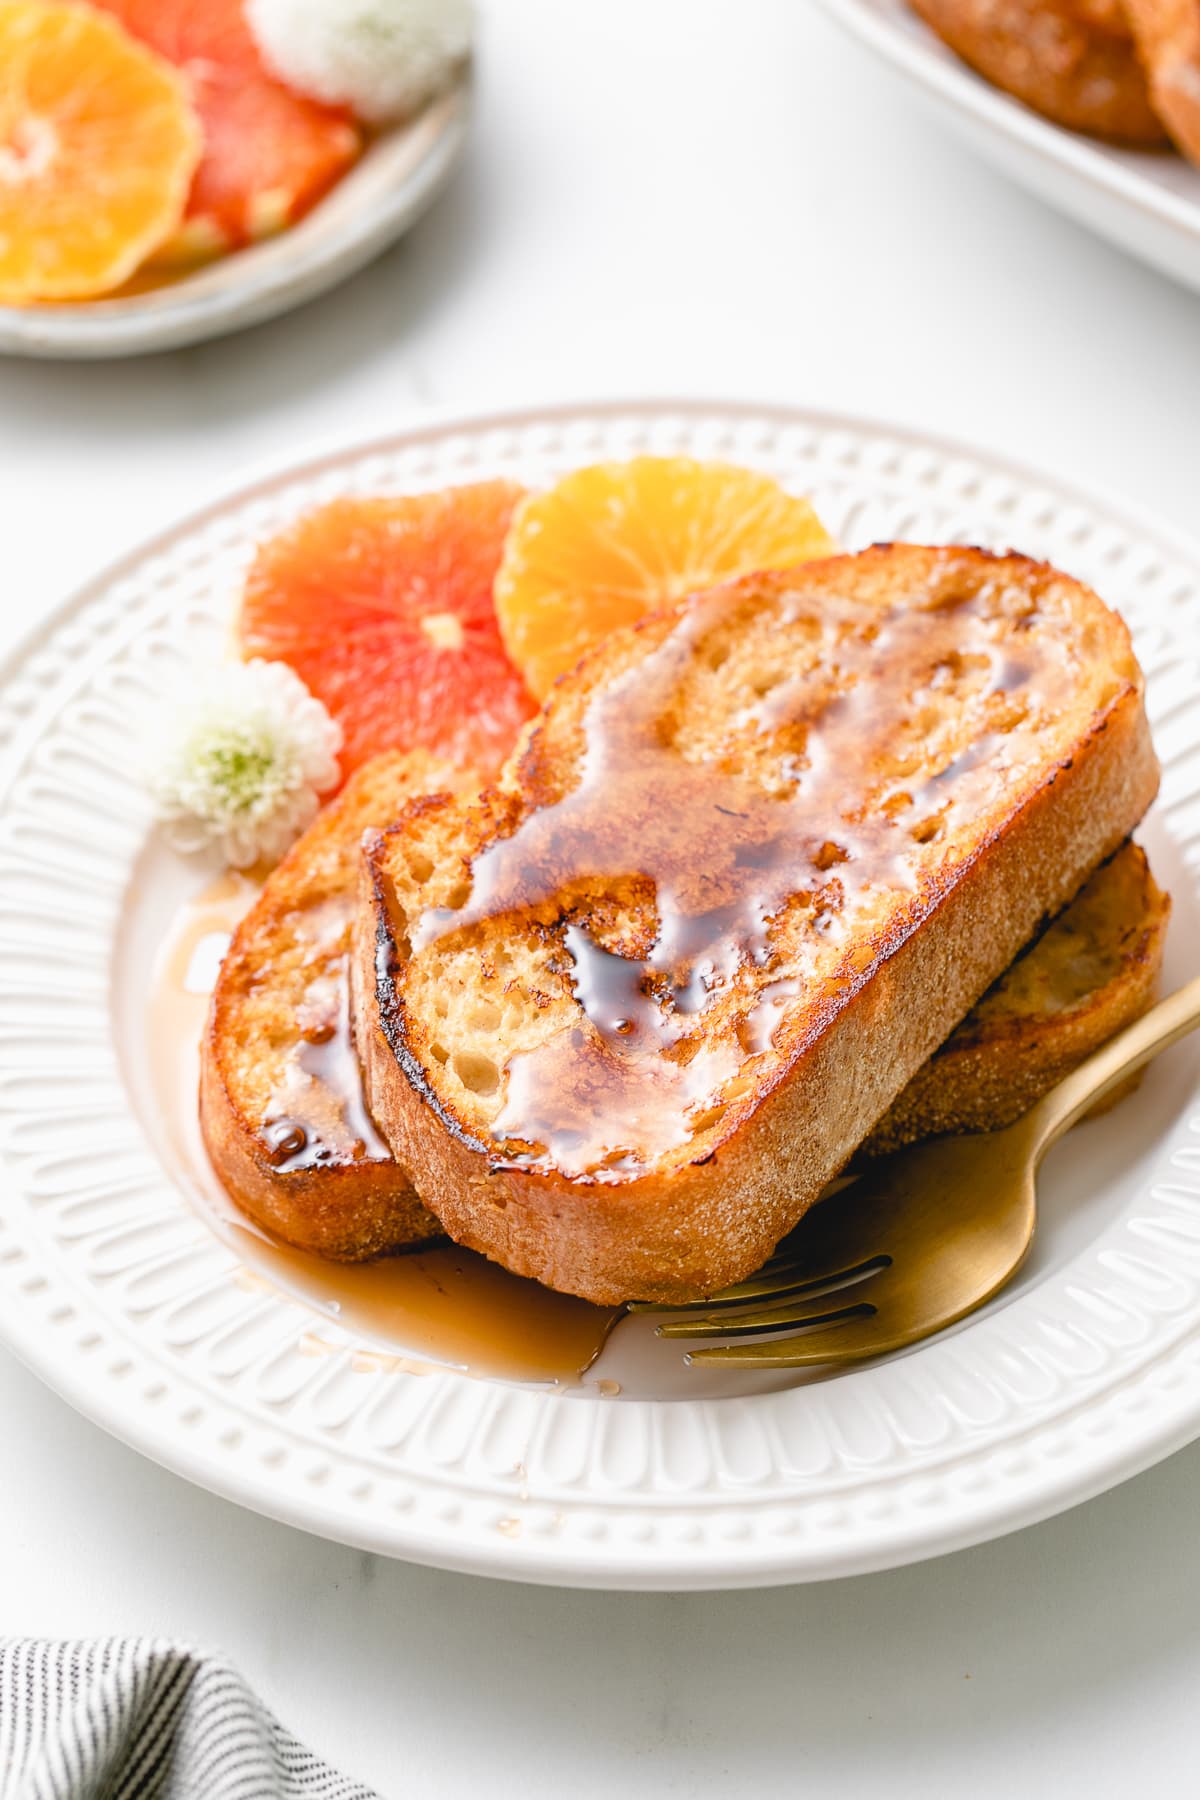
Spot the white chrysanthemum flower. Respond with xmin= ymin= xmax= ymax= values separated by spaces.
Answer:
xmin=149 ymin=660 xmax=342 ymax=868
xmin=246 ymin=0 xmax=473 ymax=125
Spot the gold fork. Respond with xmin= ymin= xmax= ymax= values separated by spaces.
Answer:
xmin=630 ymin=974 xmax=1200 ymax=1369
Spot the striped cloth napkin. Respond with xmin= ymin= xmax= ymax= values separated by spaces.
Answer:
xmin=0 ymin=1640 xmax=379 ymax=1799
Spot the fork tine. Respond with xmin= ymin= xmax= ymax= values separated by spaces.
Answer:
xmin=685 ymin=1320 xmax=881 ymax=1368
xmin=655 ymin=1298 xmax=876 ymax=1341
xmin=626 ymin=1253 xmax=890 ymax=1315
xmin=692 ymin=1252 xmax=891 ymax=1307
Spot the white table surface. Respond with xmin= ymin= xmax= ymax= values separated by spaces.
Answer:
xmin=3 ymin=3 xmax=1200 ymax=1794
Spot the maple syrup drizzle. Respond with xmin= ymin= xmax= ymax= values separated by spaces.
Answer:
xmin=411 ymin=568 xmax=1087 ymax=1176
xmin=263 ymin=959 xmax=393 ymax=1171
xmin=148 ymin=876 xmax=620 ymax=1385
xmin=225 ymin=888 xmax=394 ymax=1172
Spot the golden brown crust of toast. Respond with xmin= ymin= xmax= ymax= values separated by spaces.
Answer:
xmin=910 ymin=0 xmax=1171 ymax=142
xmin=357 ymin=545 xmax=1160 ymax=1303
xmin=1122 ymin=0 xmax=1200 ymax=162
xmin=201 ymin=749 xmax=474 ymax=1261
xmin=864 ymin=840 xmax=1169 ymax=1153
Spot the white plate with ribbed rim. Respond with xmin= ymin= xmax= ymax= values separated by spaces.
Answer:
xmin=814 ymin=0 xmax=1200 ymax=295
xmin=0 ymin=79 xmax=469 ymax=360
xmin=1 ymin=400 xmax=1199 ymax=1591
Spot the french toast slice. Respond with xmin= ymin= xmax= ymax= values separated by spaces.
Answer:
xmin=909 ymin=0 xmax=1170 ymax=143
xmin=355 ymin=545 xmax=1159 ymax=1304
xmin=201 ymin=749 xmax=476 ymax=1260
xmin=200 ymin=754 xmax=1164 ymax=1266
xmin=864 ymin=840 xmax=1169 ymax=1154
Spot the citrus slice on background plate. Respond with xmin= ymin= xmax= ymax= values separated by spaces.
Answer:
xmin=0 ymin=0 xmax=200 ymax=302
xmin=240 ymin=483 xmax=537 ymax=785
xmin=92 ymin=0 xmax=361 ymax=260
xmin=494 ymin=456 xmax=836 ymax=699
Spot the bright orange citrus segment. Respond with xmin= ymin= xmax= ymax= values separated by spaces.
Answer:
xmin=240 ymin=484 xmax=537 ymax=786
xmin=0 ymin=0 xmax=200 ymax=303
xmin=494 ymin=457 xmax=837 ymax=699
xmin=92 ymin=0 xmax=361 ymax=254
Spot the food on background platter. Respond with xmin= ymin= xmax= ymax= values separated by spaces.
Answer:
xmin=493 ymin=457 xmax=836 ymax=701
xmin=93 ymin=0 xmax=362 ymax=263
xmin=0 ymin=0 xmax=200 ymax=303
xmin=909 ymin=0 xmax=1169 ymax=143
xmin=358 ymin=544 xmax=1159 ymax=1304
xmin=907 ymin=0 xmax=1200 ymax=157
xmin=1122 ymin=0 xmax=1200 ymax=164
xmin=201 ymin=749 xmax=474 ymax=1259
xmin=146 ymin=462 xmax=1165 ymax=1335
xmin=239 ymin=483 xmax=536 ymax=786
xmin=0 ymin=0 xmax=471 ymax=303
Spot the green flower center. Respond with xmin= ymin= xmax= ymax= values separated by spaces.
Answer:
xmin=191 ymin=721 xmax=295 ymax=817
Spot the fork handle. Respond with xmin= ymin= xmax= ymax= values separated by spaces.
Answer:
xmin=1027 ymin=972 xmax=1200 ymax=1158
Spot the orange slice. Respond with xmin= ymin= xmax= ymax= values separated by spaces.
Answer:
xmin=0 ymin=0 xmax=200 ymax=303
xmin=92 ymin=0 xmax=361 ymax=256
xmin=240 ymin=484 xmax=537 ymax=786
xmin=494 ymin=457 xmax=837 ymax=699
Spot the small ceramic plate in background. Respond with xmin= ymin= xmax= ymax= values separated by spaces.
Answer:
xmin=815 ymin=0 xmax=1200 ymax=295
xmin=0 ymin=78 xmax=470 ymax=361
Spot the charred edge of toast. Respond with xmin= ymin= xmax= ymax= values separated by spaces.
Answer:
xmin=366 ymin=811 xmax=503 ymax=1168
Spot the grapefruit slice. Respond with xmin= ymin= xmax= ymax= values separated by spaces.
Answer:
xmin=92 ymin=0 xmax=361 ymax=256
xmin=494 ymin=457 xmax=837 ymax=699
xmin=240 ymin=484 xmax=537 ymax=785
xmin=0 ymin=0 xmax=200 ymax=302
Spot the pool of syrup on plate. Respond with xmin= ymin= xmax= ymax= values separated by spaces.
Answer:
xmin=148 ymin=873 xmax=622 ymax=1387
